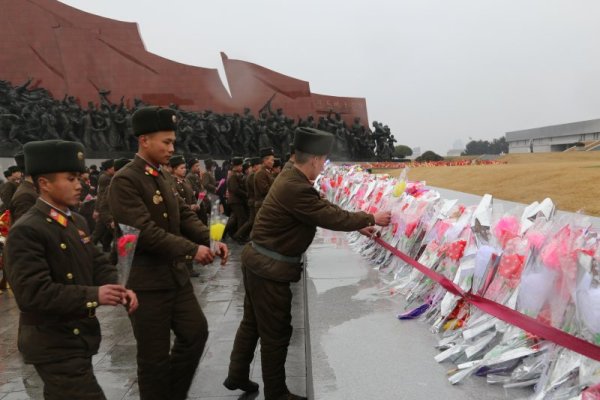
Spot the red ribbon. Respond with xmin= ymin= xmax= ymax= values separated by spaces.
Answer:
xmin=374 ymin=237 xmax=600 ymax=362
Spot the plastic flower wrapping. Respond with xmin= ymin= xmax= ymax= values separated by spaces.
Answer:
xmin=116 ymin=223 xmax=140 ymax=286
xmin=208 ymin=196 xmax=228 ymax=253
xmin=317 ymin=164 xmax=600 ymax=398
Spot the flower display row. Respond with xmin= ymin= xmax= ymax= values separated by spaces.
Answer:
xmin=317 ymin=165 xmax=600 ymax=400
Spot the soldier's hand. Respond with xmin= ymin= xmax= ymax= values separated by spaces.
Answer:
xmin=358 ymin=226 xmax=380 ymax=239
xmin=98 ymin=284 xmax=127 ymax=306
xmin=123 ymin=289 xmax=139 ymax=314
xmin=215 ymin=242 xmax=229 ymax=266
xmin=373 ymin=211 xmax=392 ymax=227
xmin=194 ymin=245 xmax=215 ymax=265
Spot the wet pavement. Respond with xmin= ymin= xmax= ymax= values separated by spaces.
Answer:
xmin=0 ymin=242 xmax=307 ymax=400
xmin=305 ymin=229 xmax=531 ymax=400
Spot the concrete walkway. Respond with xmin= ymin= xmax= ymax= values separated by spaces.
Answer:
xmin=0 ymin=242 xmax=307 ymax=400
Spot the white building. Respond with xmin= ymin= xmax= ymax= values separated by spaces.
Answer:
xmin=506 ymin=119 xmax=600 ymax=153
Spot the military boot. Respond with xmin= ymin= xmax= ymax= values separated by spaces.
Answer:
xmin=223 ymin=376 xmax=259 ymax=393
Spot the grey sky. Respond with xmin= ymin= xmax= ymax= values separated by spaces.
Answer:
xmin=60 ymin=0 xmax=600 ymax=155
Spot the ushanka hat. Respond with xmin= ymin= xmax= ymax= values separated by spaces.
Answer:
xmin=231 ymin=157 xmax=244 ymax=166
xmin=14 ymin=152 xmax=25 ymax=173
xmin=293 ymin=127 xmax=334 ymax=156
xmin=132 ymin=106 xmax=177 ymax=136
xmin=24 ymin=140 xmax=86 ymax=176
xmin=169 ymin=155 xmax=186 ymax=168
xmin=250 ymin=157 xmax=261 ymax=166
xmin=259 ymin=147 xmax=275 ymax=158
xmin=114 ymin=158 xmax=131 ymax=171
xmin=101 ymin=159 xmax=114 ymax=170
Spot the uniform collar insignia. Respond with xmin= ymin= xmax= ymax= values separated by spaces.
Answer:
xmin=145 ymin=164 xmax=160 ymax=177
xmin=49 ymin=208 xmax=68 ymax=227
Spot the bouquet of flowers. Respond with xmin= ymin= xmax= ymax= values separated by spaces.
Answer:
xmin=116 ymin=223 xmax=140 ymax=286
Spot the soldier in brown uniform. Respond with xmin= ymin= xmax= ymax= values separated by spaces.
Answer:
xmin=272 ymin=158 xmax=282 ymax=178
xmin=0 ymin=165 xmax=22 ymax=212
xmin=201 ymin=158 xmax=217 ymax=195
xmin=4 ymin=140 xmax=138 ymax=400
xmin=224 ymin=128 xmax=391 ymax=400
xmin=254 ymin=147 xmax=275 ymax=215
xmin=91 ymin=159 xmax=115 ymax=252
xmin=170 ymin=154 xmax=201 ymax=277
xmin=108 ymin=106 xmax=229 ymax=400
xmin=245 ymin=157 xmax=261 ymax=230
xmin=227 ymin=157 xmax=251 ymax=243
xmin=185 ymin=158 xmax=202 ymax=195
xmin=282 ymin=144 xmax=295 ymax=171
xmin=8 ymin=151 xmax=38 ymax=224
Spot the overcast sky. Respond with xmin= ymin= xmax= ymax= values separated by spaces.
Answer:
xmin=60 ymin=0 xmax=600 ymax=155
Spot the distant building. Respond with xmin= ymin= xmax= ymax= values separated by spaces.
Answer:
xmin=506 ymin=119 xmax=600 ymax=153
xmin=446 ymin=149 xmax=463 ymax=157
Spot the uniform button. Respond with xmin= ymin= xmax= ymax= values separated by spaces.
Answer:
xmin=86 ymin=302 xmax=93 ymax=308
xmin=73 ymin=328 xmax=80 ymax=335
xmin=163 ymin=213 xmax=168 ymax=218
xmin=92 ymin=301 xmax=98 ymax=307
xmin=60 ymin=243 xmax=67 ymax=250
xmin=66 ymin=273 xmax=73 ymax=280
xmin=156 ymin=190 xmax=161 ymax=194
xmin=46 ymin=218 xmax=52 ymax=223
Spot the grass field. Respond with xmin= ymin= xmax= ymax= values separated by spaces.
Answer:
xmin=402 ymin=152 xmax=600 ymax=216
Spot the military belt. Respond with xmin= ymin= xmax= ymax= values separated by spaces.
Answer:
xmin=251 ymin=242 xmax=303 ymax=264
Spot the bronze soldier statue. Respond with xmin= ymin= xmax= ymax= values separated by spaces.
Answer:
xmin=224 ymin=128 xmax=391 ymax=400
xmin=5 ymin=140 xmax=137 ymax=400
xmin=108 ymin=106 xmax=229 ymax=400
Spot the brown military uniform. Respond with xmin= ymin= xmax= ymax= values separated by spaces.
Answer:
xmin=227 ymin=171 xmax=250 ymax=240
xmin=8 ymin=179 xmax=38 ymax=224
xmin=108 ymin=155 xmax=210 ymax=400
xmin=91 ymin=172 xmax=113 ymax=252
xmin=186 ymin=172 xmax=209 ymax=224
xmin=253 ymin=165 xmax=275 ymax=214
xmin=0 ymin=180 xmax=18 ymax=212
xmin=245 ymin=172 xmax=257 ymax=230
xmin=282 ymin=160 xmax=295 ymax=171
xmin=5 ymin=198 xmax=117 ymax=400
xmin=228 ymin=167 xmax=374 ymax=399
xmin=201 ymin=170 xmax=217 ymax=194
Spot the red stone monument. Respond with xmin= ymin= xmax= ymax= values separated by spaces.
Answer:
xmin=0 ymin=0 xmax=368 ymax=125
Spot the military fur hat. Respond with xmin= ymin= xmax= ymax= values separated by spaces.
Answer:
xmin=101 ymin=159 xmax=114 ymax=170
xmin=187 ymin=158 xmax=200 ymax=170
xmin=204 ymin=158 xmax=214 ymax=169
xmin=250 ymin=157 xmax=261 ymax=166
xmin=273 ymin=158 xmax=282 ymax=168
xmin=3 ymin=170 xmax=10 ymax=178
xmin=14 ymin=152 xmax=25 ymax=173
xmin=259 ymin=147 xmax=275 ymax=158
xmin=132 ymin=106 xmax=177 ymax=136
xmin=114 ymin=158 xmax=131 ymax=172
xmin=169 ymin=155 xmax=186 ymax=168
xmin=294 ymin=127 xmax=334 ymax=156
xmin=231 ymin=157 xmax=244 ymax=166
xmin=24 ymin=140 xmax=86 ymax=176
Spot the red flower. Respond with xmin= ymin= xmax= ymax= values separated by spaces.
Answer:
xmin=498 ymin=253 xmax=525 ymax=285
xmin=118 ymin=234 xmax=138 ymax=257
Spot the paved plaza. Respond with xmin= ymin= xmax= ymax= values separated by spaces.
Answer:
xmin=0 ymin=242 xmax=307 ymax=400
